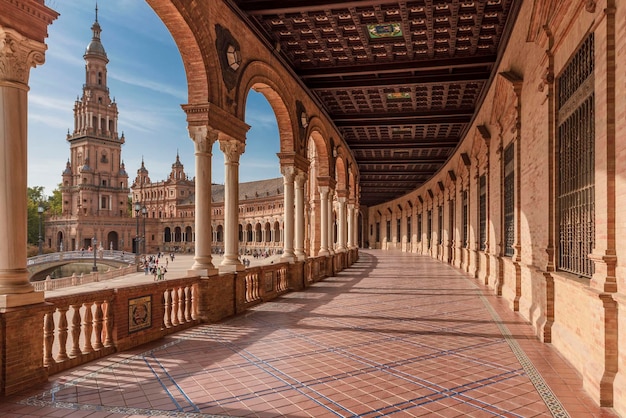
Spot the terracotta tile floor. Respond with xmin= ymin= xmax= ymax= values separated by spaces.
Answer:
xmin=0 ymin=251 xmax=619 ymax=417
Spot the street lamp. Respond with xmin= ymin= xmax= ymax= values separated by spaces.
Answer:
xmin=37 ymin=205 xmax=44 ymax=255
xmin=92 ymin=236 xmax=98 ymax=272
xmin=141 ymin=205 xmax=147 ymax=255
xmin=134 ymin=201 xmax=141 ymax=254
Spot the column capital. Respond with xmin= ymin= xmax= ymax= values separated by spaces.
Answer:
xmin=219 ymin=139 xmax=245 ymax=163
xmin=318 ymin=185 xmax=330 ymax=197
xmin=0 ymin=27 xmax=48 ymax=87
xmin=281 ymin=165 xmax=297 ymax=181
xmin=295 ymin=169 xmax=308 ymax=186
xmin=188 ymin=125 xmax=218 ymax=153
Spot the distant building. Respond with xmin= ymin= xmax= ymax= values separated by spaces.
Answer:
xmin=131 ymin=156 xmax=285 ymax=255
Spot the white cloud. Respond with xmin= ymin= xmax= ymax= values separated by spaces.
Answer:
xmin=111 ymin=71 xmax=187 ymax=102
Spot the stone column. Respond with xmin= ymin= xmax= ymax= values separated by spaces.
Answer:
xmin=318 ymin=186 xmax=330 ymax=256
xmin=0 ymin=27 xmax=52 ymax=307
xmin=337 ymin=196 xmax=347 ymax=252
xmin=347 ymin=202 xmax=355 ymax=249
xmin=188 ymin=126 xmax=218 ymax=276
xmin=219 ymin=139 xmax=245 ymax=272
xmin=328 ymin=190 xmax=336 ymax=254
xmin=294 ymin=170 xmax=307 ymax=261
xmin=281 ymin=166 xmax=296 ymax=262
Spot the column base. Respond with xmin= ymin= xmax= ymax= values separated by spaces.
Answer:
xmin=218 ymin=263 xmax=245 ymax=273
xmin=0 ymin=291 xmax=45 ymax=310
xmin=294 ymin=251 xmax=307 ymax=262
xmin=318 ymin=249 xmax=329 ymax=256
xmin=220 ymin=256 xmax=245 ymax=272
xmin=281 ymin=250 xmax=296 ymax=263
xmin=188 ymin=267 xmax=219 ymax=277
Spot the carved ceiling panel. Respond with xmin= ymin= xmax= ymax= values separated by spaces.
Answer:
xmin=233 ymin=0 xmax=521 ymax=206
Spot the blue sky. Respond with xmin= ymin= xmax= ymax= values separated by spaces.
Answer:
xmin=28 ymin=1 xmax=281 ymax=196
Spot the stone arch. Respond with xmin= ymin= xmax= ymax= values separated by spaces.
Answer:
xmin=334 ymin=155 xmax=348 ymax=193
xmin=145 ymin=0 xmax=218 ymax=105
xmin=348 ymin=169 xmax=357 ymax=201
xmin=273 ymin=221 xmax=280 ymax=242
xmin=264 ymin=222 xmax=271 ymax=243
xmin=106 ymin=231 xmax=118 ymax=250
xmin=236 ymin=61 xmax=296 ymax=154
xmin=307 ymin=120 xmax=332 ymax=179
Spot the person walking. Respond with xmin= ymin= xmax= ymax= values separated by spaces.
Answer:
xmin=157 ymin=266 xmax=164 ymax=281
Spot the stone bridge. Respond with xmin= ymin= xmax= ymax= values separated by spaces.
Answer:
xmin=27 ymin=250 xmax=137 ymax=280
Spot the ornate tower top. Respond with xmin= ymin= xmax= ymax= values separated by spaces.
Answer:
xmin=169 ymin=151 xmax=187 ymax=181
xmin=84 ymin=3 xmax=107 ymax=60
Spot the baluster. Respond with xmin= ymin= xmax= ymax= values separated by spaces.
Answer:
xmin=56 ymin=306 xmax=69 ymax=361
xmin=184 ymin=286 xmax=192 ymax=322
xmin=68 ymin=304 xmax=82 ymax=357
xmin=190 ymin=285 xmax=198 ymax=320
xmin=177 ymin=287 xmax=185 ymax=324
xmin=163 ymin=290 xmax=172 ymax=328
xmin=244 ymin=275 xmax=250 ymax=302
xmin=255 ymin=274 xmax=260 ymax=300
xmin=82 ymin=302 xmax=93 ymax=353
xmin=103 ymin=301 xmax=113 ymax=347
xmin=92 ymin=301 xmax=104 ymax=350
xmin=43 ymin=312 xmax=55 ymax=367
xmin=171 ymin=289 xmax=179 ymax=326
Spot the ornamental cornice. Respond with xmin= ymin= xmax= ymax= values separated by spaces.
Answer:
xmin=0 ymin=27 xmax=47 ymax=86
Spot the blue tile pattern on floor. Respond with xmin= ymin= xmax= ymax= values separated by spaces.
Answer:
xmin=7 ymin=251 xmax=616 ymax=418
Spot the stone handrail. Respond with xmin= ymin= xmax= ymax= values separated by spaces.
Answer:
xmin=44 ymin=277 xmax=201 ymax=375
xmin=41 ymin=250 xmax=356 ymax=377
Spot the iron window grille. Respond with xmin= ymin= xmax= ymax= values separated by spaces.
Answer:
xmin=462 ymin=190 xmax=468 ymax=247
xmin=557 ymin=33 xmax=595 ymax=278
xmin=438 ymin=205 xmax=443 ymax=245
xmin=417 ymin=213 xmax=423 ymax=242
xmin=479 ymin=175 xmax=487 ymax=251
xmin=427 ymin=210 xmax=432 ymax=248
xmin=407 ymin=216 xmax=412 ymax=242
xmin=504 ymin=144 xmax=515 ymax=256
xmin=396 ymin=218 xmax=401 ymax=242
xmin=386 ymin=220 xmax=391 ymax=242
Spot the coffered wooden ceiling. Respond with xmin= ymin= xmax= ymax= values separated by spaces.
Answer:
xmin=229 ymin=0 xmax=521 ymax=207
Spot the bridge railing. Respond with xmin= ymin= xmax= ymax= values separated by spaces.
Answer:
xmin=32 ymin=264 xmax=139 ymax=292
xmin=28 ymin=250 xmax=137 ymax=266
